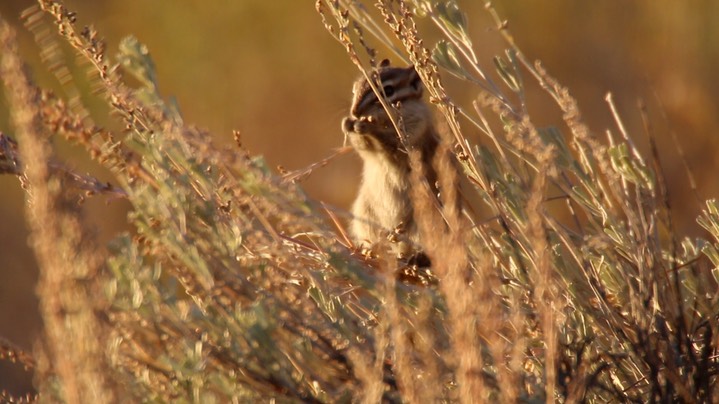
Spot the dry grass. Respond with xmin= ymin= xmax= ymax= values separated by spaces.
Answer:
xmin=0 ymin=0 xmax=718 ymax=402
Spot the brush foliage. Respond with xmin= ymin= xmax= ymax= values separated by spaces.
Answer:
xmin=0 ymin=0 xmax=717 ymax=402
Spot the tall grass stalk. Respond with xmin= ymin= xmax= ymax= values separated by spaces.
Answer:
xmin=0 ymin=0 xmax=717 ymax=402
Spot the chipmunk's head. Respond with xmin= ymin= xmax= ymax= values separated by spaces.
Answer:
xmin=342 ymin=60 xmax=431 ymax=155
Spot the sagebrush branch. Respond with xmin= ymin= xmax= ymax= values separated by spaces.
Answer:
xmin=0 ymin=132 xmax=127 ymax=199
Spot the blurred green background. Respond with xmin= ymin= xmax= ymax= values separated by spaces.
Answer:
xmin=1 ymin=0 xmax=718 ymax=395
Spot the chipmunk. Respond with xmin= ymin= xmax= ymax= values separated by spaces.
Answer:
xmin=342 ymin=60 xmax=442 ymax=265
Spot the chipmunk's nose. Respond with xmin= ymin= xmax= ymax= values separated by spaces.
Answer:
xmin=342 ymin=116 xmax=355 ymax=133
xmin=343 ymin=115 xmax=376 ymax=134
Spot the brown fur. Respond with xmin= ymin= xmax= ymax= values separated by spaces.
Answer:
xmin=342 ymin=64 xmax=440 ymax=257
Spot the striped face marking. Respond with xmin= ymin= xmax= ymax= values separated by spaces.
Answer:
xmin=349 ymin=62 xmax=423 ymax=119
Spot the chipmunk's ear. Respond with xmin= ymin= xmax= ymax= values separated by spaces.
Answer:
xmin=405 ymin=66 xmax=423 ymax=93
xmin=379 ymin=58 xmax=391 ymax=67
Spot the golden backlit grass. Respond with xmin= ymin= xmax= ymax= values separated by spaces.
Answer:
xmin=0 ymin=0 xmax=718 ymax=402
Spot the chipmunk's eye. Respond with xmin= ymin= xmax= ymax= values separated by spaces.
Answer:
xmin=383 ymin=85 xmax=395 ymax=97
